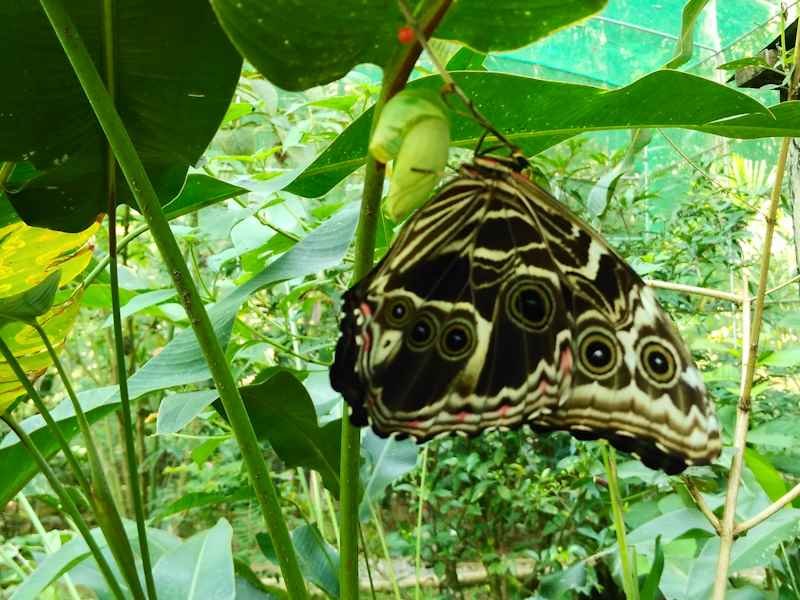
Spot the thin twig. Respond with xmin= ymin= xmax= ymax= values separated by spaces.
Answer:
xmin=645 ymin=279 xmax=744 ymax=303
xmin=764 ymin=273 xmax=800 ymax=297
xmin=682 ymin=476 xmax=721 ymax=535
xmin=734 ymin=481 xmax=800 ymax=536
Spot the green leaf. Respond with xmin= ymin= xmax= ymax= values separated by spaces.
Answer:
xmin=760 ymin=347 xmax=800 ymax=368
xmin=286 ymin=70 xmax=781 ymax=199
xmin=191 ymin=437 xmax=226 ymax=466
xmin=153 ymin=519 xmax=235 ymax=600
xmin=640 ymin=536 xmax=664 ymax=600
xmin=11 ymin=522 xmax=179 ymax=600
xmin=151 ymin=487 xmax=254 ymax=522
xmin=0 ymin=270 xmax=61 ymax=325
xmin=101 ymin=289 xmax=177 ymax=328
xmin=536 ymin=562 xmax=587 ymax=599
xmin=0 ymin=2 xmax=242 ymax=232
xmin=210 ymin=0 xmax=606 ymax=90
xmin=156 ymin=390 xmax=219 ymax=435
xmin=359 ymin=431 xmax=418 ymax=520
xmin=664 ymin=0 xmax=713 ymax=69
xmin=744 ymin=447 xmax=787 ymax=502
xmin=747 ymin=417 xmax=800 ymax=449
xmin=162 ymin=174 xmax=250 ymax=221
xmin=125 ymin=202 xmax=359 ymax=401
xmin=233 ymin=371 xmax=341 ymax=498
xmin=628 ymin=508 xmax=715 ymax=546
xmin=0 ymin=386 xmax=119 ymax=506
xmin=258 ymin=524 xmax=339 ymax=599
xmin=729 ymin=508 xmax=800 ymax=572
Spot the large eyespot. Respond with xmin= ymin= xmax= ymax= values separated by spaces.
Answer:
xmin=577 ymin=327 xmax=619 ymax=378
xmin=506 ymin=279 xmax=555 ymax=332
xmin=438 ymin=318 xmax=477 ymax=361
xmin=384 ymin=296 xmax=414 ymax=328
xmin=406 ymin=313 xmax=438 ymax=352
xmin=639 ymin=337 xmax=679 ymax=385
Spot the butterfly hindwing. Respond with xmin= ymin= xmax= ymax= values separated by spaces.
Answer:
xmin=331 ymin=156 xmax=720 ymax=473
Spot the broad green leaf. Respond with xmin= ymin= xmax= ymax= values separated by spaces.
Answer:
xmin=729 ymin=508 xmax=800 ymax=572
xmin=536 ymin=562 xmax=587 ymax=599
xmin=0 ymin=386 xmax=119 ymax=505
xmin=760 ymin=347 xmax=800 ymax=368
xmin=258 ymin=525 xmax=339 ymax=599
xmin=0 ymin=2 xmax=242 ymax=232
xmin=125 ymin=202 xmax=359 ymax=400
xmin=664 ymin=0 xmax=713 ymax=69
xmin=286 ymin=70 xmax=781 ymax=199
xmin=0 ymin=271 xmax=61 ymax=325
xmin=744 ymin=447 xmax=787 ymax=502
xmin=233 ymin=371 xmax=341 ymax=498
xmin=210 ymin=0 xmax=606 ymax=90
xmin=359 ymin=430 xmax=418 ymax=520
xmin=11 ymin=522 xmax=179 ymax=600
xmin=628 ymin=508 xmax=715 ymax=546
xmin=101 ymin=289 xmax=177 ymax=328
xmin=156 ymin=390 xmax=219 ymax=435
xmin=153 ymin=519 xmax=235 ymax=600
xmin=747 ymin=417 xmax=800 ymax=449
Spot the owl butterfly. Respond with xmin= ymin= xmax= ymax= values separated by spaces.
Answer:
xmin=331 ymin=154 xmax=721 ymax=474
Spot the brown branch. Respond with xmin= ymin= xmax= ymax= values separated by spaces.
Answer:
xmin=683 ymin=476 xmax=722 ymax=535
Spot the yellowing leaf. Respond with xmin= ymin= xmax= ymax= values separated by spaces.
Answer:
xmin=0 ymin=221 xmax=96 ymax=413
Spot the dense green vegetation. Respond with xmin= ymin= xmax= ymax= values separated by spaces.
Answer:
xmin=2 ymin=1 xmax=800 ymax=599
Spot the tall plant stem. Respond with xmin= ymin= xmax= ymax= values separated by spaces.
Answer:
xmin=1 ymin=414 xmax=126 ymax=600
xmin=0 ymin=337 xmax=91 ymax=495
xmin=32 ymin=321 xmax=146 ymax=600
xmin=35 ymin=1 xmax=308 ymax=596
xmin=414 ymin=445 xmax=429 ymax=600
xmin=601 ymin=444 xmax=638 ymax=600
xmin=108 ymin=186 xmax=157 ymax=600
xmin=337 ymin=2 xmax=452 ymax=597
xmin=100 ymin=0 xmax=156 ymax=592
xmin=711 ymin=139 xmax=794 ymax=600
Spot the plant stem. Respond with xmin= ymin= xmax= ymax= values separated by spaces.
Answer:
xmin=0 ymin=337 xmax=91 ymax=495
xmin=368 ymin=499 xmax=403 ymax=600
xmin=644 ymin=279 xmax=743 ymax=303
xmin=36 ymin=1 xmax=308 ymax=595
xmin=337 ymin=4 xmax=453 ymax=596
xmin=682 ymin=476 xmax=721 ymax=534
xmin=33 ymin=321 xmax=146 ymax=600
xmin=2 ymin=414 xmax=126 ymax=600
xmin=108 ymin=190 xmax=157 ymax=599
xmin=601 ymin=444 xmax=638 ymax=600
xmin=414 ymin=445 xmax=429 ymax=600
xmin=711 ymin=136 xmax=793 ymax=598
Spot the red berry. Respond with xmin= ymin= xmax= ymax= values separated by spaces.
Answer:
xmin=397 ymin=26 xmax=414 ymax=44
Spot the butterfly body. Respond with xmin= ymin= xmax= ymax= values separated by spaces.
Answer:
xmin=331 ymin=156 xmax=720 ymax=474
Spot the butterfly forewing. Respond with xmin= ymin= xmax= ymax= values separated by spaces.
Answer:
xmin=331 ymin=156 xmax=721 ymax=474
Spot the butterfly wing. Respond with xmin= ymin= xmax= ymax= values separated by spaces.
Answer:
xmin=331 ymin=170 xmax=575 ymax=440
xmin=331 ymin=160 xmax=721 ymax=474
xmin=504 ymin=170 xmax=721 ymax=473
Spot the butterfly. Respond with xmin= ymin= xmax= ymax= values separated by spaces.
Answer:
xmin=330 ymin=153 xmax=721 ymax=474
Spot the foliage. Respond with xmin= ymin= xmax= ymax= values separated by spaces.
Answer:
xmin=1 ymin=1 xmax=800 ymax=599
